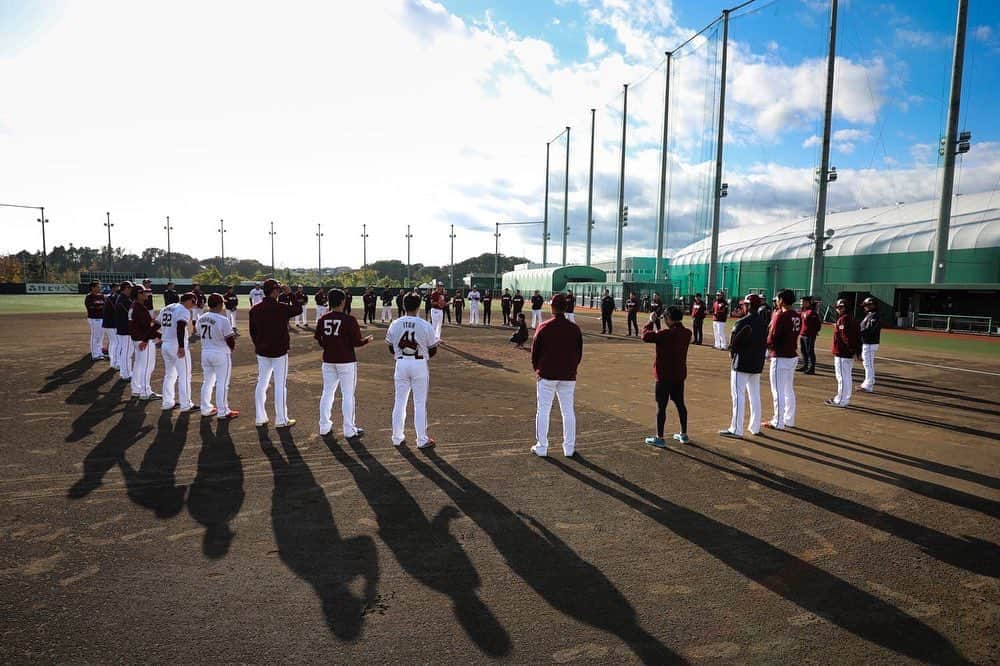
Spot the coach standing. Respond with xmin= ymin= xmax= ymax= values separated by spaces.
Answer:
xmin=430 ymin=284 xmax=447 ymax=338
xmin=859 ymin=297 xmax=881 ymax=393
xmin=130 ymin=286 xmax=162 ymax=401
xmin=482 ymin=290 xmax=493 ymax=326
xmin=600 ymin=289 xmax=615 ymax=335
xmin=765 ymin=289 xmax=801 ymax=430
xmin=163 ymin=282 xmax=179 ymax=307
xmin=250 ymin=279 xmax=303 ymax=428
xmin=564 ymin=289 xmax=577 ymax=323
xmin=102 ymin=284 xmax=120 ymax=367
xmin=642 ymin=306 xmax=691 ymax=447
xmin=293 ymin=285 xmax=309 ymax=328
xmin=530 ymin=294 xmax=583 ymax=458
xmin=690 ymin=294 xmax=707 ymax=345
xmin=720 ymin=294 xmax=766 ymax=440
xmin=625 ymin=291 xmax=639 ymax=337
xmin=115 ymin=281 xmax=135 ymax=381
xmin=711 ymin=291 xmax=729 ymax=349
xmin=85 ymin=281 xmax=106 ymax=361
xmin=468 ymin=286 xmax=482 ymax=326
xmin=501 ymin=288 xmax=513 ymax=326
xmin=529 ymin=290 xmax=544 ymax=329
xmin=798 ymin=296 xmax=820 ymax=374
xmin=826 ymin=298 xmax=861 ymax=408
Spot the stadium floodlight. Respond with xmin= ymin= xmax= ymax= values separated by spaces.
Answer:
xmin=719 ymin=183 xmax=729 ymax=198
xmin=824 ymin=243 xmax=834 ymax=251
xmin=825 ymin=228 xmax=835 ymax=238
xmin=828 ymin=166 xmax=838 ymax=182
xmin=622 ymin=204 xmax=629 ymax=227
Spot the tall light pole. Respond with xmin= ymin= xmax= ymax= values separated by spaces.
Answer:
xmin=164 ymin=216 xmax=174 ymax=280
xmin=707 ymin=9 xmax=730 ymax=296
xmin=542 ymin=142 xmax=551 ymax=266
xmin=615 ymin=83 xmax=628 ymax=282
xmin=218 ymin=219 xmax=226 ymax=275
xmin=361 ymin=224 xmax=369 ymax=272
xmin=655 ymin=52 xmax=673 ymax=284
xmin=586 ymin=109 xmax=596 ymax=267
xmin=105 ymin=211 xmax=114 ymax=273
xmin=268 ymin=222 xmax=277 ymax=276
xmin=449 ymin=224 xmax=456 ymax=289
xmin=316 ymin=223 xmax=324 ymax=284
xmin=405 ymin=225 xmax=413 ymax=286
xmin=0 ymin=203 xmax=48 ymax=280
xmin=809 ymin=0 xmax=839 ymax=297
xmin=562 ymin=126 xmax=571 ymax=266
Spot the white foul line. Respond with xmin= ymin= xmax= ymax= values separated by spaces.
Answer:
xmin=874 ymin=356 xmax=1000 ymax=377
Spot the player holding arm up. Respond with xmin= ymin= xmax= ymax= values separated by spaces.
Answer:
xmin=198 ymin=294 xmax=238 ymax=419
xmin=129 ymin=286 xmax=162 ymax=401
xmin=159 ymin=293 xmax=199 ymax=412
xmin=385 ymin=292 xmax=438 ymax=449
xmin=250 ymin=279 xmax=302 ymax=427
xmin=84 ymin=281 xmax=106 ymax=360
xmin=315 ymin=288 xmax=374 ymax=437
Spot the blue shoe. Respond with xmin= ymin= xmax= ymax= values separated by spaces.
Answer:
xmin=672 ymin=433 xmax=690 ymax=444
xmin=644 ymin=436 xmax=666 ymax=449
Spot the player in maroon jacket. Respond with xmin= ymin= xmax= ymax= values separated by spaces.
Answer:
xmin=689 ymin=294 xmax=707 ymax=345
xmin=530 ymin=294 xmax=583 ymax=458
xmin=84 ymin=280 xmax=106 ymax=361
xmin=129 ymin=286 xmax=162 ymax=401
xmin=250 ymin=279 xmax=303 ymax=427
xmin=293 ymin=285 xmax=309 ymax=328
xmin=764 ymin=289 xmax=801 ymax=430
xmin=642 ymin=305 xmax=692 ymax=447
xmin=315 ymin=288 xmax=374 ymax=438
xmin=797 ymin=295 xmax=821 ymax=374
xmin=826 ymin=298 xmax=861 ymax=408
xmin=711 ymin=291 xmax=729 ymax=349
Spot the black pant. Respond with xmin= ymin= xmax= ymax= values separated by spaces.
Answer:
xmin=655 ymin=381 xmax=688 ymax=438
xmin=445 ymin=307 xmax=451 ymax=323
xmin=455 ymin=307 xmax=463 ymax=325
xmin=800 ymin=335 xmax=816 ymax=371
xmin=501 ymin=307 xmax=510 ymax=325
xmin=601 ymin=311 xmax=613 ymax=334
xmin=627 ymin=311 xmax=638 ymax=336
xmin=483 ymin=305 xmax=491 ymax=325
xmin=512 ymin=308 xmax=522 ymax=324
xmin=692 ymin=318 xmax=704 ymax=344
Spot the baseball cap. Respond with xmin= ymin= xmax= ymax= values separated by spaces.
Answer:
xmin=120 ymin=280 xmax=134 ymax=289
xmin=262 ymin=278 xmax=280 ymax=293
xmin=744 ymin=293 xmax=762 ymax=308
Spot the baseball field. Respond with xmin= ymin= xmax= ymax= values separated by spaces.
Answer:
xmin=1 ymin=299 xmax=998 ymax=663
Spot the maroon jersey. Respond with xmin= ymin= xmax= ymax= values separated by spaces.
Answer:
xmin=431 ymin=292 xmax=447 ymax=309
xmin=832 ymin=314 xmax=860 ymax=358
xmin=314 ymin=311 xmax=369 ymax=363
xmin=293 ymin=291 xmax=308 ymax=306
xmin=85 ymin=293 xmax=105 ymax=318
xmin=224 ymin=294 xmax=238 ymax=311
xmin=690 ymin=301 xmax=706 ymax=320
xmin=249 ymin=297 xmax=302 ymax=357
xmin=531 ymin=315 xmax=583 ymax=381
xmin=801 ymin=307 xmax=821 ymax=337
xmin=767 ymin=309 xmax=801 ymax=358
xmin=712 ymin=300 xmax=729 ymax=322
xmin=194 ymin=291 xmax=206 ymax=308
xmin=129 ymin=301 xmax=160 ymax=341
xmin=642 ymin=321 xmax=692 ymax=383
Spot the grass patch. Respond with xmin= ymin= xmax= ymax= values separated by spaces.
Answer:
xmin=0 ymin=294 xmax=87 ymax=314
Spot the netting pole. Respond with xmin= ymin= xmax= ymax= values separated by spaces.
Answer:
xmin=810 ymin=0 xmax=839 ymax=297
xmin=615 ymin=83 xmax=628 ymax=282
xmin=707 ymin=10 xmax=729 ymax=296
xmin=562 ymin=126 xmax=570 ymax=266
xmin=543 ymin=142 xmax=550 ymax=267
xmin=586 ymin=109 xmax=595 ymax=267
xmin=655 ymin=52 xmax=672 ymax=284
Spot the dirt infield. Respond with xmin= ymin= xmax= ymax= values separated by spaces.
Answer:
xmin=1 ymin=310 xmax=998 ymax=664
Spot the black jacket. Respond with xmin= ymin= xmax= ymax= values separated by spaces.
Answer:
xmin=729 ymin=312 xmax=767 ymax=374
xmin=114 ymin=294 xmax=133 ymax=336
xmin=860 ymin=311 xmax=882 ymax=344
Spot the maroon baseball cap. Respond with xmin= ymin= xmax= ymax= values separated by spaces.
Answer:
xmin=262 ymin=279 xmax=280 ymax=293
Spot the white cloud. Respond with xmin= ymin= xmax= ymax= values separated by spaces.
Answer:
xmin=894 ymin=28 xmax=950 ymax=49
xmin=586 ymin=34 xmax=608 ymax=58
xmin=973 ymin=25 xmax=993 ymax=42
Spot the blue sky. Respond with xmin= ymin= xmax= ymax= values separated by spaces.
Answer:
xmin=1 ymin=0 xmax=997 ymax=268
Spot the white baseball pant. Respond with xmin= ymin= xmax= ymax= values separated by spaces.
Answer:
xmin=201 ymin=350 xmax=232 ymax=417
xmin=161 ymin=345 xmax=193 ymax=410
xmin=392 ymin=359 xmax=430 ymax=446
xmin=255 ymin=354 xmax=290 ymax=425
xmin=531 ymin=309 xmax=543 ymax=328
xmin=296 ymin=305 xmax=308 ymax=327
xmin=535 ymin=379 xmax=576 ymax=456
xmin=319 ymin=362 xmax=359 ymax=437
xmin=380 ymin=305 xmax=392 ymax=322
xmin=315 ymin=305 xmax=328 ymax=324
xmin=833 ymin=356 xmax=854 ymax=406
xmin=132 ymin=342 xmax=156 ymax=397
xmin=88 ymin=319 xmax=104 ymax=359
xmin=566 ymin=313 xmax=576 ymax=323
xmin=117 ymin=334 xmax=134 ymax=379
xmin=469 ymin=301 xmax=480 ymax=325
xmin=430 ymin=309 xmax=444 ymax=339
xmin=713 ymin=321 xmax=728 ymax=349
xmin=861 ymin=343 xmax=878 ymax=390
xmin=227 ymin=310 xmax=237 ymax=329
xmin=729 ymin=370 xmax=761 ymax=436
xmin=768 ymin=356 xmax=797 ymax=429
xmin=105 ymin=326 xmax=119 ymax=368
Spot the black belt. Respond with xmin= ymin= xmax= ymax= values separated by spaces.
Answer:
xmin=397 ymin=355 xmax=425 ymax=360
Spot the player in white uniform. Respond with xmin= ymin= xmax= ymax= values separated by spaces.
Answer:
xmin=385 ymin=293 xmax=439 ymax=448
xmin=197 ymin=293 xmax=239 ymax=419
xmin=249 ymin=283 xmax=265 ymax=308
xmin=468 ymin=287 xmax=481 ymax=326
xmin=159 ymin=293 xmax=199 ymax=412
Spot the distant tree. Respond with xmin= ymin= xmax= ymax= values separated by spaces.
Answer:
xmin=0 ymin=255 xmax=24 ymax=282
xmin=224 ymin=273 xmax=244 ymax=286
xmin=193 ymin=265 xmax=224 ymax=285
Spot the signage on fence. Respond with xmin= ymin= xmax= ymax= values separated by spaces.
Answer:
xmin=26 ymin=283 xmax=76 ymax=294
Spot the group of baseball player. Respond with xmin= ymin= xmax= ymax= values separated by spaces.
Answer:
xmin=84 ymin=277 xmax=881 ymax=454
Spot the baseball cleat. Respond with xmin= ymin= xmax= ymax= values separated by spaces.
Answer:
xmin=186 ymin=405 xmax=201 ymax=412
xmin=352 ymin=427 xmax=365 ymax=437
xmin=202 ymin=407 xmax=219 ymax=418
xmin=161 ymin=404 xmax=177 ymax=411
xmin=220 ymin=410 xmax=240 ymax=420
xmin=718 ymin=429 xmax=742 ymax=440
xmin=417 ymin=439 xmax=436 ymax=450
xmin=824 ymin=399 xmax=844 ymax=407
xmin=672 ymin=433 xmax=690 ymax=444
xmin=276 ymin=419 xmax=297 ymax=429
xmin=393 ymin=440 xmax=404 ymax=447
xmin=644 ymin=436 xmax=666 ymax=449
xmin=763 ymin=422 xmax=784 ymax=430
xmin=255 ymin=420 xmax=269 ymax=427
xmin=860 ymin=387 xmax=873 ymax=393
xmin=529 ymin=444 xmax=547 ymax=457
xmin=319 ymin=427 xmax=332 ymax=436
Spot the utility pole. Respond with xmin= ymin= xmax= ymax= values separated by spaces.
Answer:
xmin=932 ymin=0 xmax=970 ymax=284
xmin=494 ymin=223 xmax=501 ymax=288
xmin=655 ymin=52 xmax=673 ymax=283
xmin=218 ymin=219 xmax=226 ymax=275
xmin=586 ymin=108 xmax=596 ymax=267
xmin=105 ymin=211 xmax=114 ymax=273
xmin=562 ymin=126 xmax=571 ymax=266
xmin=543 ymin=142 xmax=550 ymax=267
xmin=164 ymin=216 xmax=174 ymax=280
xmin=316 ymin=223 xmax=324 ymax=283
xmin=405 ymin=225 xmax=413 ymax=286
xmin=809 ymin=0 xmax=839 ymax=298
xmin=36 ymin=207 xmax=48 ymax=282
xmin=449 ymin=224 xmax=456 ymax=289
xmin=707 ymin=9 xmax=730 ymax=296
xmin=268 ymin=222 xmax=277 ymax=276
xmin=361 ymin=224 xmax=369 ymax=272
xmin=615 ymin=83 xmax=628 ymax=282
